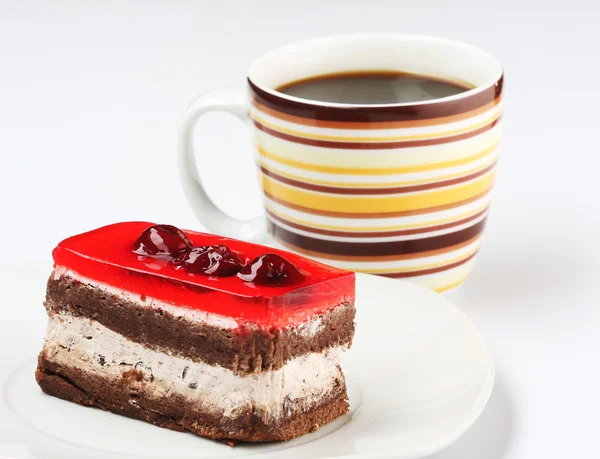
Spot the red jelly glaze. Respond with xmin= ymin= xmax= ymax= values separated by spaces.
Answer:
xmin=52 ymin=222 xmax=355 ymax=330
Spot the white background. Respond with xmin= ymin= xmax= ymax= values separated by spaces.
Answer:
xmin=1 ymin=1 xmax=599 ymax=458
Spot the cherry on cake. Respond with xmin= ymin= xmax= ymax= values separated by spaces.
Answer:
xmin=35 ymin=222 xmax=355 ymax=442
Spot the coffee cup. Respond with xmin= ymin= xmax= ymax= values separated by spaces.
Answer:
xmin=179 ymin=34 xmax=503 ymax=292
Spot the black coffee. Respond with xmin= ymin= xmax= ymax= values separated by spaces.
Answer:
xmin=277 ymin=71 xmax=471 ymax=104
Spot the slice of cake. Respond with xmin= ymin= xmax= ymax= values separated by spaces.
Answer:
xmin=35 ymin=222 xmax=355 ymax=442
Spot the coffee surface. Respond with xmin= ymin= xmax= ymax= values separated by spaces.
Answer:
xmin=278 ymin=71 xmax=470 ymax=104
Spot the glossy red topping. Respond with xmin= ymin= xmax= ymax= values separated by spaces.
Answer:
xmin=52 ymin=222 xmax=354 ymax=329
xmin=173 ymin=245 xmax=245 ymax=277
xmin=133 ymin=225 xmax=191 ymax=258
xmin=238 ymin=254 xmax=305 ymax=285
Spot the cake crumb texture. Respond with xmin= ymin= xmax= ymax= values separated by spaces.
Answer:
xmin=36 ymin=352 xmax=349 ymax=442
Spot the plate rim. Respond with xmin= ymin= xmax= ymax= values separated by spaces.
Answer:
xmin=352 ymin=272 xmax=496 ymax=458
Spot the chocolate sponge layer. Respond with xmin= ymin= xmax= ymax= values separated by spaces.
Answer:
xmin=36 ymin=352 xmax=349 ymax=442
xmin=45 ymin=275 xmax=355 ymax=375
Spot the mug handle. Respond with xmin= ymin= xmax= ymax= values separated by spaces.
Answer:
xmin=178 ymin=88 xmax=267 ymax=242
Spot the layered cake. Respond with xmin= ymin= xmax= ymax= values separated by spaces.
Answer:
xmin=35 ymin=222 xmax=355 ymax=442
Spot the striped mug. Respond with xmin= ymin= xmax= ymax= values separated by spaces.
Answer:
xmin=179 ymin=34 xmax=503 ymax=292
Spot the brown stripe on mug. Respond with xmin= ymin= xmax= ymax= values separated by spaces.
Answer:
xmin=259 ymin=161 xmax=497 ymax=195
xmin=250 ymin=96 xmax=503 ymax=130
xmin=379 ymin=251 xmax=478 ymax=278
xmin=248 ymin=75 xmax=503 ymax=123
xmin=266 ymin=207 xmax=488 ymax=238
xmin=272 ymin=233 xmax=481 ymax=262
xmin=263 ymin=189 xmax=491 ymax=218
xmin=251 ymin=116 xmax=502 ymax=150
xmin=267 ymin=218 xmax=486 ymax=257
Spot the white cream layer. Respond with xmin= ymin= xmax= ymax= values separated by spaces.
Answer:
xmin=53 ymin=267 xmax=326 ymax=336
xmin=43 ymin=313 xmax=344 ymax=421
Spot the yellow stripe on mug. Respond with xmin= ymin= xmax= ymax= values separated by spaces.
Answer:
xmin=261 ymin=170 xmax=496 ymax=214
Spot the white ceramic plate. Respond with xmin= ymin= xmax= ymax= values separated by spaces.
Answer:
xmin=1 ymin=263 xmax=493 ymax=459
